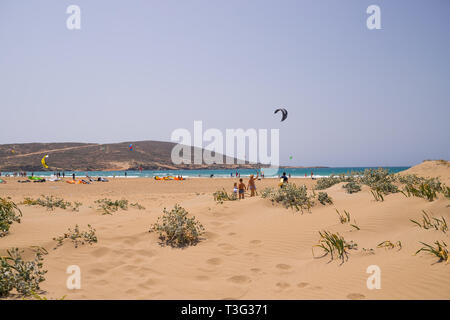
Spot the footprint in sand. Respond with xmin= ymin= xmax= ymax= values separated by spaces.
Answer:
xmin=250 ymin=268 xmax=261 ymax=273
xmin=228 ymin=232 xmax=237 ymax=236
xmin=249 ymin=240 xmax=262 ymax=245
xmin=297 ymin=282 xmax=309 ymax=288
xmin=206 ymin=257 xmax=222 ymax=265
xmin=227 ymin=275 xmax=251 ymax=284
xmin=196 ymin=275 xmax=210 ymax=281
xmin=276 ymin=263 xmax=292 ymax=270
xmin=347 ymin=293 xmax=365 ymax=300
xmin=276 ymin=282 xmax=291 ymax=289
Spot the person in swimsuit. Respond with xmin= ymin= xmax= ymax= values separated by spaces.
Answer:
xmin=238 ymin=178 xmax=246 ymax=199
xmin=248 ymin=174 xmax=259 ymax=197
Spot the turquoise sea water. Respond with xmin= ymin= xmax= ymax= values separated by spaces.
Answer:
xmin=2 ymin=167 xmax=410 ymax=178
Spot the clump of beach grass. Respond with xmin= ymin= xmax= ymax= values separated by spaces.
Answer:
xmin=377 ymin=240 xmax=402 ymax=251
xmin=0 ymin=247 xmax=47 ymax=297
xmin=213 ymin=189 xmax=237 ymax=204
xmin=0 ymin=197 xmax=22 ymax=237
xmin=335 ymin=209 xmax=360 ymax=230
xmin=261 ymin=183 xmax=315 ymax=213
xmin=312 ymin=230 xmax=357 ymax=264
xmin=149 ymin=204 xmax=205 ymax=248
xmin=410 ymin=211 xmax=447 ymax=233
xmin=317 ymin=192 xmax=333 ymax=205
xmin=22 ymin=195 xmax=81 ymax=211
xmin=415 ymin=241 xmax=449 ymax=264
xmin=53 ymin=225 xmax=97 ymax=249
xmin=95 ymin=198 xmax=128 ymax=215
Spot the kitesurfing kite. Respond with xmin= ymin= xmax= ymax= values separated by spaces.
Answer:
xmin=41 ymin=155 xmax=49 ymax=169
xmin=274 ymin=108 xmax=288 ymax=121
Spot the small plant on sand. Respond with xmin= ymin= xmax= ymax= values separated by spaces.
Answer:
xmin=343 ymin=181 xmax=362 ymax=194
xmin=130 ymin=202 xmax=146 ymax=210
xmin=24 ymin=291 xmax=66 ymax=300
xmin=312 ymin=230 xmax=357 ymax=264
xmin=0 ymin=197 xmax=22 ymax=237
xmin=0 ymin=247 xmax=47 ymax=297
xmin=149 ymin=204 xmax=205 ymax=248
xmin=213 ymin=189 xmax=237 ymax=204
xmin=377 ymin=240 xmax=402 ymax=251
xmin=415 ymin=241 xmax=449 ymax=264
xmin=335 ymin=209 xmax=360 ymax=230
xmin=261 ymin=184 xmax=314 ymax=212
xmin=95 ymin=198 xmax=129 ymax=215
xmin=53 ymin=225 xmax=98 ymax=249
xmin=410 ymin=211 xmax=448 ymax=233
xmin=22 ymin=195 xmax=81 ymax=211
xmin=370 ymin=188 xmax=384 ymax=202
xmin=317 ymin=192 xmax=333 ymax=205
xmin=336 ymin=209 xmax=351 ymax=224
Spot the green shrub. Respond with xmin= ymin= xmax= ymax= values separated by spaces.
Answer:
xmin=149 ymin=205 xmax=205 ymax=248
xmin=53 ymin=225 xmax=98 ymax=249
xmin=0 ymin=197 xmax=22 ymax=237
xmin=213 ymin=189 xmax=237 ymax=204
xmin=261 ymin=183 xmax=314 ymax=212
xmin=22 ymin=195 xmax=81 ymax=211
xmin=317 ymin=192 xmax=333 ymax=205
xmin=314 ymin=174 xmax=347 ymax=190
xmin=95 ymin=198 xmax=129 ymax=215
xmin=343 ymin=181 xmax=361 ymax=194
xmin=0 ymin=247 xmax=47 ymax=297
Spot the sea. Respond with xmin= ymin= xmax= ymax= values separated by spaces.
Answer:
xmin=1 ymin=167 xmax=410 ymax=178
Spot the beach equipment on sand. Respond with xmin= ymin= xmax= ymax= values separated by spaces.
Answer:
xmin=28 ymin=176 xmax=43 ymax=181
xmin=274 ymin=108 xmax=288 ymax=121
xmin=129 ymin=144 xmax=133 ymax=151
xmin=154 ymin=176 xmax=184 ymax=181
xmin=41 ymin=155 xmax=49 ymax=169
xmin=0 ymin=179 xmax=6 ymax=184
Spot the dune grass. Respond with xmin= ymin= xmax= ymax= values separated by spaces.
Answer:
xmin=410 ymin=211 xmax=448 ymax=233
xmin=415 ymin=241 xmax=449 ymax=264
xmin=377 ymin=240 xmax=402 ymax=251
xmin=317 ymin=192 xmax=333 ymax=205
xmin=312 ymin=230 xmax=357 ymax=264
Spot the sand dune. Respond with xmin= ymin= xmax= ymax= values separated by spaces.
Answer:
xmin=0 ymin=162 xmax=449 ymax=300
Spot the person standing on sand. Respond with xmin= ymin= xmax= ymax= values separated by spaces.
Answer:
xmin=125 ymin=171 xmax=127 ymax=178
xmin=281 ymin=172 xmax=288 ymax=187
xmin=248 ymin=174 xmax=259 ymax=197
xmin=238 ymin=178 xmax=246 ymax=199
xmin=72 ymin=173 xmax=75 ymax=180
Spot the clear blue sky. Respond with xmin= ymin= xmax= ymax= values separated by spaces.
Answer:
xmin=0 ymin=0 xmax=449 ymax=166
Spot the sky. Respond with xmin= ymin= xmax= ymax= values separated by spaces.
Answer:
xmin=0 ymin=0 xmax=449 ymax=167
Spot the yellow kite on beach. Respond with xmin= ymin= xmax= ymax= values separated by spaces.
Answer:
xmin=41 ymin=155 xmax=49 ymax=169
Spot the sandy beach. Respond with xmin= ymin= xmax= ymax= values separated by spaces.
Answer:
xmin=0 ymin=161 xmax=449 ymax=300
